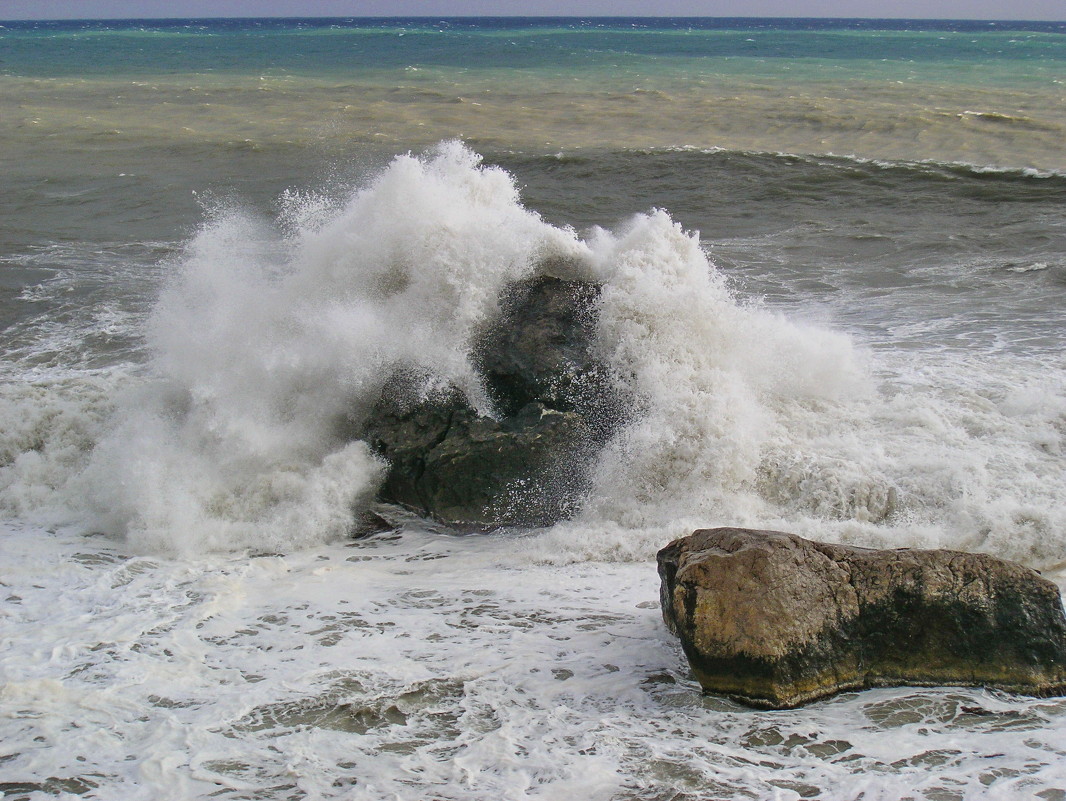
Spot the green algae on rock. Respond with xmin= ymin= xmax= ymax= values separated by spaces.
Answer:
xmin=658 ymin=528 xmax=1066 ymax=709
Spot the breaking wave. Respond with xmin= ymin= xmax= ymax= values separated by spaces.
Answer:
xmin=1 ymin=142 xmax=1062 ymax=568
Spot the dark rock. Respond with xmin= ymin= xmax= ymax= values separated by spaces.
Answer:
xmin=351 ymin=508 xmax=398 ymax=538
xmin=658 ymin=527 xmax=1066 ymax=709
xmin=363 ymin=378 xmax=594 ymax=528
xmin=474 ymin=275 xmax=621 ymax=442
xmin=358 ymin=275 xmax=622 ymax=529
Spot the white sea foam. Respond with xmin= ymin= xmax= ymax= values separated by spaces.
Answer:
xmin=546 ymin=210 xmax=871 ymax=560
xmin=2 ymin=522 xmax=1065 ymax=801
xmin=0 ymin=375 xmax=119 ymax=524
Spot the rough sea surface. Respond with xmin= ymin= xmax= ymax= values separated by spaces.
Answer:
xmin=1 ymin=17 xmax=1065 ymax=800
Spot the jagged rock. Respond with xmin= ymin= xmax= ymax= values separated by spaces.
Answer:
xmin=658 ymin=527 xmax=1066 ymax=709
xmin=363 ymin=381 xmax=594 ymax=528
xmin=359 ymin=275 xmax=622 ymax=529
xmin=475 ymin=275 xmax=621 ymax=442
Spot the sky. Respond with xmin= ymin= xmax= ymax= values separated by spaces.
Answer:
xmin=2 ymin=1 xmax=1063 ymax=21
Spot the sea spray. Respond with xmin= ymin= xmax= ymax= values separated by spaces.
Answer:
xmin=0 ymin=375 xmax=118 ymax=523
xmin=9 ymin=142 xmax=925 ymax=558
xmin=527 ymin=210 xmax=873 ymax=561
xmin=73 ymin=141 xmax=880 ymax=557
xmin=77 ymin=142 xmax=587 ymax=553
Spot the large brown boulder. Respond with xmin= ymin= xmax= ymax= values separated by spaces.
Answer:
xmin=658 ymin=527 xmax=1066 ymax=709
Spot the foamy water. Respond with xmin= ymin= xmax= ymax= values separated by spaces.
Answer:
xmin=5 ymin=523 xmax=1066 ymax=801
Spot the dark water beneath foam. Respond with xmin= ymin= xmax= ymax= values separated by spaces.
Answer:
xmin=503 ymin=149 xmax=1066 ymax=352
xmin=4 ymin=144 xmax=1064 ymax=370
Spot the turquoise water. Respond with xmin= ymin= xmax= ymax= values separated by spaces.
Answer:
xmin=1 ymin=17 xmax=1066 ymax=801
xmin=4 ymin=18 xmax=1065 ymax=107
xmin=4 ymin=18 xmax=1066 ymax=75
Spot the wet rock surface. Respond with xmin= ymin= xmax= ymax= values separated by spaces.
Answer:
xmin=658 ymin=527 xmax=1066 ymax=709
xmin=476 ymin=275 xmax=620 ymax=433
xmin=360 ymin=275 xmax=622 ymax=529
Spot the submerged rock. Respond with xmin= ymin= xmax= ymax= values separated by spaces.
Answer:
xmin=359 ymin=275 xmax=623 ymax=529
xmin=658 ymin=527 xmax=1066 ymax=709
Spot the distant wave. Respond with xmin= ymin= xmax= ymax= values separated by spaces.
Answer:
xmin=540 ymin=145 xmax=1066 ymax=183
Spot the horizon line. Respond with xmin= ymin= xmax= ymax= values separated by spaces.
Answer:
xmin=2 ymin=15 xmax=1065 ymax=23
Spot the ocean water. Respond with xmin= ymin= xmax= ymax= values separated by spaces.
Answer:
xmin=1 ymin=16 xmax=1065 ymax=800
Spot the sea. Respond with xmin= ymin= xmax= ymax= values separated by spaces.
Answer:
xmin=1 ymin=16 xmax=1065 ymax=800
